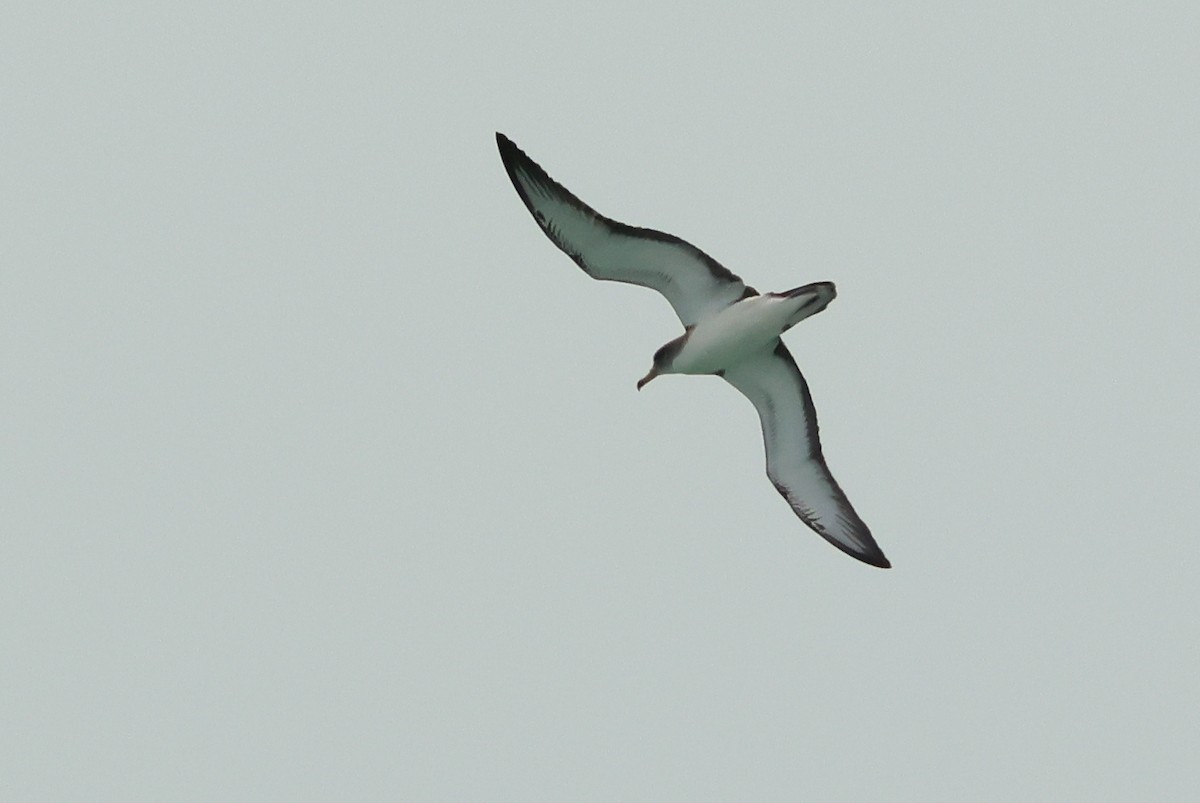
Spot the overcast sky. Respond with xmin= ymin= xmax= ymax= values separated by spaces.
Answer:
xmin=4 ymin=1 xmax=1199 ymax=800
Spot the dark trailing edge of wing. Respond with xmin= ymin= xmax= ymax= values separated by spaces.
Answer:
xmin=769 ymin=342 xmax=891 ymax=569
xmin=495 ymin=132 xmax=757 ymax=295
xmin=772 ymin=341 xmax=824 ymax=461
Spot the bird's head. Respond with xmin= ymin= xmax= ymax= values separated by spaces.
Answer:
xmin=637 ymin=333 xmax=689 ymax=391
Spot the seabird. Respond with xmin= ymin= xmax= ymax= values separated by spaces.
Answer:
xmin=496 ymin=133 xmax=890 ymax=569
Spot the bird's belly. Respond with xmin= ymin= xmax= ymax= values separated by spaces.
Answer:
xmin=673 ymin=303 xmax=786 ymax=374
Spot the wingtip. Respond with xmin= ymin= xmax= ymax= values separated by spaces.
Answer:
xmin=810 ymin=526 xmax=892 ymax=568
xmin=495 ymin=131 xmax=518 ymax=158
xmin=865 ymin=552 xmax=892 ymax=569
xmin=495 ymin=133 xmax=534 ymax=181
xmin=849 ymin=540 xmax=891 ymax=569
xmin=821 ymin=523 xmax=892 ymax=568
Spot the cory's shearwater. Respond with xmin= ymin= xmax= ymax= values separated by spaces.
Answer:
xmin=497 ymin=133 xmax=890 ymax=568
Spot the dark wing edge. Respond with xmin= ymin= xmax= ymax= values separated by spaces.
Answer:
xmin=495 ymin=132 xmax=609 ymax=274
xmin=726 ymin=342 xmax=891 ymax=569
xmin=495 ymin=133 xmax=757 ymax=310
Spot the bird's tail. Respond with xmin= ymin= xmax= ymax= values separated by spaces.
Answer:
xmin=776 ymin=281 xmax=836 ymax=328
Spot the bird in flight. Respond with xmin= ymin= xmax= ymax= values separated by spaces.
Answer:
xmin=496 ymin=133 xmax=889 ymax=568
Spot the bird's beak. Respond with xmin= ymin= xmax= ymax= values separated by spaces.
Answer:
xmin=636 ymin=367 xmax=660 ymax=391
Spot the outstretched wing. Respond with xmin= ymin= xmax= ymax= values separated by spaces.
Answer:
xmin=723 ymin=342 xmax=890 ymax=568
xmin=497 ymin=133 xmax=755 ymax=326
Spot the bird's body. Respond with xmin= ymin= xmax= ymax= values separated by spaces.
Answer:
xmin=666 ymin=284 xmax=835 ymax=376
xmin=496 ymin=133 xmax=891 ymax=568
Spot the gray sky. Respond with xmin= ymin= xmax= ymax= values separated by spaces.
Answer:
xmin=4 ymin=1 xmax=1199 ymax=800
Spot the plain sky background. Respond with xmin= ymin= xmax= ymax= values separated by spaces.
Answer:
xmin=4 ymin=1 xmax=1198 ymax=800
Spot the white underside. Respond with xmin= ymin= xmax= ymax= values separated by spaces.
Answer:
xmin=671 ymin=292 xmax=825 ymax=375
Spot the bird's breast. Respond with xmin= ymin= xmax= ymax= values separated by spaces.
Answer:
xmin=672 ymin=297 xmax=791 ymax=374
